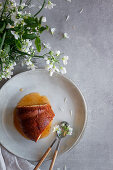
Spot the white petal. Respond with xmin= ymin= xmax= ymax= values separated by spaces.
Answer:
xmin=42 ymin=16 xmax=46 ymax=22
xmin=79 ymin=8 xmax=83 ymax=14
xmin=46 ymin=60 xmax=50 ymax=64
xmin=66 ymin=0 xmax=71 ymax=2
xmin=55 ymin=50 xmax=60 ymax=56
xmin=50 ymin=28 xmax=56 ymax=35
xmin=60 ymin=67 xmax=66 ymax=74
xmin=63 ymin=33 xmax=69 ymax=39
xmin=50 ymin=70 xmax=54 ymax=76
xmin=66 ymin=15 xmax=70 ymax=21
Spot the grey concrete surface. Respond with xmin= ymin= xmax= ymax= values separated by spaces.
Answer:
xmin=0 ymin=0 xmax=113 ymax=169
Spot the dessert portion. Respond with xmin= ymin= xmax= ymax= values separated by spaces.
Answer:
xmin=14 ymin=93 xmax=55 ymax=142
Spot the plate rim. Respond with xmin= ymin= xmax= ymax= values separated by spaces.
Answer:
xmin=0 ymin=69 xmax=87 ymax=161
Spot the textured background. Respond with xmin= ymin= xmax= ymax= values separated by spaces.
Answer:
xmin=0 ymin=0 xmax=113 ymax=169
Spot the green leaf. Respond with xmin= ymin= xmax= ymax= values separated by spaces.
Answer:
xmin=23 ymin=33 xmax=37 ymax=40
xmin=35 ymin=37 xmax=41 ymax=52
xmin=39 ymin=26 xmax=47 ymax=33
xmin=15 ymin=39 xmax=22 ymax=49
xmin=0 ymin=22 xmax=5 ymax=33
xmin=24 ymin=17 xmax=38 ymax=28
xmin=4 ymin=44 xmax=10 ymax=54
xmin=39 ymin=16 xmax=43 ymax=25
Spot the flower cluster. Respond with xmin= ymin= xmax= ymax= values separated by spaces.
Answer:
xmin=53 ymin=123 xmax=73 ymax=136
xmin=44 ymin=50 xmax=69 ymax=76
xmin=0 ymin=0 xmax=69 ymax=80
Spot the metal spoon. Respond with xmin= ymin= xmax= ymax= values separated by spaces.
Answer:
xmin=34 ymin=121 xmax=70 ymax=170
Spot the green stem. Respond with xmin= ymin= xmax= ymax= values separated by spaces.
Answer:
xmin=34 ymin=0 xmax=46 ymax=17
xmin=16 ymin=50 xmax=44 ymax=58
xmin=0 ymin=32 xmax=6 ymax=51
xmin=1 ymin=0 xmax=8 ymax=19
xmin=33 ymin=55 xmax=44 ymax=58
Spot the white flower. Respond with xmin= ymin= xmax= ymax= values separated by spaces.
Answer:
xmin=62 ymin=56 xmax=69 ymax=65
xmin=55 ymin=66 xmax=60 ymax=73
xmin=57 ymin=128 xmax=62 ymax=135
xmin=11 ymin=31 xmax=19 ymax=39
xmin=11 ymin=1 xmax=17 ymax=7
xmin=68 ymin=126 xmax=73 ymax=135
xmin=46 ymin=63 xmax=53 ymax=70
xmin=55 ymin=50 xmax=60 ymax=56
xmin=42 ymin=16 xmax=46 ymax=22
xmin=45 ymin=1 xmax=56 ymax=10
xmin=43 ymin=42 xmax=51 ymax=50
xmin=21 ymin=3 xmax=26 ymax=9
xmin=63 ymin=32 xmax=69 ymax=39
xmin=53 ymin=125 xmax=60 ymax=132
xmin=66 ymin=0 xmax=71 ymax=2
xmin=27 ymin=64 xmax=35 ymax=70
xmin=50 ymin=69 xmax=54 ymax=76
xmin=60 ymin=67 xmax=66 ymax=74
xmin=50 ymin=28 xmax=56 ymax=35
xmin=66 ymin=15 xmax=70 ymax=21
xmin=46 ymin=60 xmax=50 ymax=64
xmin=25 ymin=60 xmax=32 ymax=66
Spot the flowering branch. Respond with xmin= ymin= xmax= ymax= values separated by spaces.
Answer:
xmin=0 ymin=0 xmax=69 ymax=80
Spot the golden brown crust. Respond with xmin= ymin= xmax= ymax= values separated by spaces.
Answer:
xmin=16 ymin=104 xmax=55 ymax=142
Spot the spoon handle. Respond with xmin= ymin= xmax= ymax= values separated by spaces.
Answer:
xmin=49 ymin=139 xmax=61 ymax=170
xmin=34 ymin=138 xmax=57 ymax=170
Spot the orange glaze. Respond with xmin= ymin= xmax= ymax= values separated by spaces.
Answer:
xmin=13 ymin=93 xmax=52 ymax=139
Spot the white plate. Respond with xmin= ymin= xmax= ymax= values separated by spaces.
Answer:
xmin=0 ymin=70 xmax=87 ymax=161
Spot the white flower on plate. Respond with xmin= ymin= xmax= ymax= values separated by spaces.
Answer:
xmin=45 ymin=1 xmax=56 ymax=10
xmin=60 ymin=67 xmax=66 ymax=74
xmin=64 ymin=97 xmax=67 ymax=103
xmin=62 ymin=56 xmax=69 ymax=65
xmin=42 ymin=16 xmax=46 ymax=22
xmin=46 ymin=59 xmax=50 ymax=65
xmin=55 ymin=50 xmax=60 ymax=56
xmin=11 ymin=31 xmax=19 ymax=40
xmin=53 ymin=125 xmax=60 ymax=132
xmin=70 ymin=110 xmax=72 ymax=116
xmin=27 ymin=63 xmax=35 ymax=70
xmin=67 ymin=125 xmax=73 ymax=135
xmin=63 ymin=32 xmax=69 ymax=39
xmin=49 ymin=69 xmax=54 ymax=76
xmin=46 ymin=63 xmax=53 ymax=70
xmin=55 ymin=66 xmax=60 ymax=73
xmin=50 ymin=28 xmax=56 ymax=35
